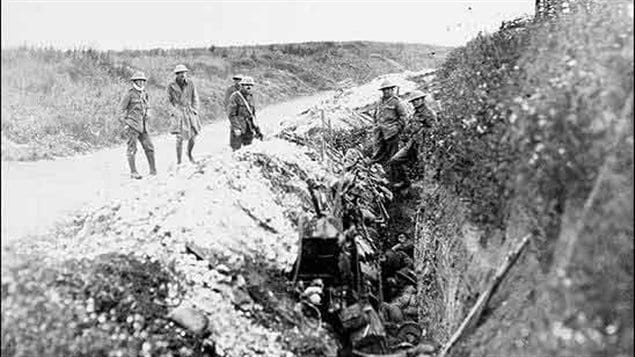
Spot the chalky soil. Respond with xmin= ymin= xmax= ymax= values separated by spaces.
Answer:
xmin=2 ymin=70 xmax=435 ymax=356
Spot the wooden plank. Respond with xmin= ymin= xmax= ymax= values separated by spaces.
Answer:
xmin=235 ymin=200 xmax=279 ymax=234
xmin=185 ymin=241 xmax=217 ymax=269
xmin=437 ymin=233 xmax=532 ymax=357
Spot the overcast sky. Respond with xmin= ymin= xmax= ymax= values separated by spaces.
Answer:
xmin=2 ymin=0 xmax=534 ymax=50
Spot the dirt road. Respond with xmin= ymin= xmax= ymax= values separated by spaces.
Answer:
xmin=1 ymin=92 xmax=334 ymax=243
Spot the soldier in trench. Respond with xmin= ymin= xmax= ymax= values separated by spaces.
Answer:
xmin=167 ymin=64 xmax=202 ymax=165
xmin=118 ymin=71 xmax=157 ymax=179
xmin=387 ymin=90 xmax=438 ymax=186
xmin=371 ymin=79 xmax=409 ymax=188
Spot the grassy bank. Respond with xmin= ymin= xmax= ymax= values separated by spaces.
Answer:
xmin=1 ymin=41 xmax=450 ymax=161
xmin=414 ymin=2 xmax=633 ymax=356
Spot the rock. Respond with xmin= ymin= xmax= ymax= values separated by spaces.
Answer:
xmin=265 ymin=250 xmax=276 ymax=261
xmin=168 ymin=306 xmax=208 ymax=334
xmin=412 ymin=343 xmax=436 ymax=354
xmin=231 ymin=287 xmax=254 ymax=310
xmin=215 ymin=264 xmax=231 ymax=275
xmin=232 ymin=274 xmax=246 ymax=288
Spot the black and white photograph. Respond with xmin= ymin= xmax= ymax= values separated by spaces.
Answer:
xmin=1 ymin=0 xmax=633 ymax=356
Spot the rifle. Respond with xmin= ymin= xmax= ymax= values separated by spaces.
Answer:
xmin=235 ymin=91 xmax=264 ymax=140
xmin=387 ymin=126 xmax=425 ymax=164
xmin=388 ymin=105 xmax=437 ymax=164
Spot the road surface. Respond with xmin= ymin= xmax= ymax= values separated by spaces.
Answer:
xmin=1 ymin=92 xmax=334 ymax=243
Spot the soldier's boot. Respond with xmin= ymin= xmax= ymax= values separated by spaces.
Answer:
xmin=145 ymin=150 xmax=157 ymax=176
xmin=128 ymin=156 xmax=142 ymax=180
xmin=390 ymin=164 xmax=409 ymax=190
xmin=187 ymin=139 xmax=196 ymax=164
xmin=176 ymin=140 xmax=183 ymax=165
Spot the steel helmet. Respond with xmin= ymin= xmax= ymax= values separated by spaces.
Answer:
xmin=378 ymin=79 xmax=397 ymax=90
xmin=232 ymin=74 xmax=244 ymax=80
xmin=240 ymin=76 xmax=255 ymax=86
xmin=173 ymin=64 xmax=189 ymax=74
xmin=130 ymin=71 xmax=147 ymax=81
xmin=409 ymin=90 xmax=426 ymax=102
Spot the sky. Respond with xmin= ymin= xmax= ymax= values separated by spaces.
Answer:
xmin=2 ymin=0 xmax=534 ymax=50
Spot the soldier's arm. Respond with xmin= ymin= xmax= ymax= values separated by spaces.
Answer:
xmin=428 ymin=104 xmax=438 ymax=123
xmin=224 ymin=87 xmax=236 ymax=110
xmin=371 ymin=104 xmax=379 ymax=123
xmin=251 ymin=97 xmax=258 ymax=125
xmin=167 ymin=85 xmax=181 ymax=118
xmin=167 ymin=85 xmax=177 ymax=107
xmin=396 ymin=99 xmax=408 ymax=125
xmin=191 ymin=83 xmax=200 ymax=113
xmin=223 ymin=88 xmax=230 ymax=109
xmin=118 ymin=92 xmax=130 ymax=125
xmin=227 ymin=94 xmax=241 ymax=131
xmin=144 ymin=92 xmax=151 ymax=119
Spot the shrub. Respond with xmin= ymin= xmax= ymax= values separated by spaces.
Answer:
xmin=420 ymin=2 xmax=633 ymax=354
xmin=426 ymin=1 xmax=633 ymax=242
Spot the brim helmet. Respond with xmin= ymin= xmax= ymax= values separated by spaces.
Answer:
xmin=240 ymin=76 xmax=255 ymax=86
xmin=130 ymin=71 xmax=147 ymax=81
xmin=173 ymin=64 xmax=189 ymax=74
xmin=409 ymin=90 xmax=426 ymax=102
xmin=378 ymin=79 xmax=397 ymax=90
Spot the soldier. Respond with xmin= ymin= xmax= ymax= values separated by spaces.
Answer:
xmin=371 ymin=79 xmax=408 ymax=187
xmin=167 ymin=64 xmax=202 ymax=165
xmin=227 ymin=76 xmax=262 ymax=151
xmin=119 ymin=71 xmax=156 ymax=179
xmin=388 ymin=90 xmax=438 ymax=184
xmin=224 ymin=74 xmax=243 ymax=110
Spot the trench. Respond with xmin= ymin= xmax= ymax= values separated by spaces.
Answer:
xmin=222 ymin=131 xmax=440 ymax=357
xmin=228 ymin=196 xmax=432 ymax=357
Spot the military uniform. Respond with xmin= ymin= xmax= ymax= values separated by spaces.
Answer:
xmin=371 ymin=94 xmax=407 ymax=185
xmin=119 ymin=79 xmax=156 ymax=177
xmin=167 ymin=78 xmax=201 ymax=141
xmin=372 ymin=95 xmax=407 ymax=163
xmin=224 ymin=83 xmax=241 ymax=111
xmin=227 ymin=89 xmax=256 ymax=150
xmin=392 ymin=102 xmax=436 ymax=164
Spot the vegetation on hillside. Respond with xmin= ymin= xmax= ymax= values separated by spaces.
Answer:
xmin=1 ymin=41 xmax=450 ymax=161
xmin=414 ymin=2 xmax=632 ymax=356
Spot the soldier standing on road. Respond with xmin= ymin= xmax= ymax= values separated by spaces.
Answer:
xmin=224 ymin=74 xmax=243 ymax=110
xmin=388 ymin=90 xmax=438 ymax=187
xmin=119 ymin=71 xmax=156 ymax=180
xmin=227 ymin=76 xmax=262 ymax=151
xmin=167 ymin=64 xmax=202 ymax=165
xmin=371 ymin=79 xmax=408 ymax=188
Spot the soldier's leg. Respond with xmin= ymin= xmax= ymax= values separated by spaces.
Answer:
xmin=385 ymin=136 xmax=402 ymax=185
xmin=242 ymin=129 xmax=254 ymax=147
xmin=391 ymin=142 xmax=414 ymax=187
xmin=187 ymin=136 xmax=196 ymax=163
xmin=230 ymin=130 xmax=242 ymax=151
xmin=126 ymin=128 xmax=142 ymax=179
xmin=176 ymin=134 xmax=183 ymax=165
xmin=371 ymin=139 xmax=387 ymax=164
xmin=140 ymin=132 xmax=156 ymax=175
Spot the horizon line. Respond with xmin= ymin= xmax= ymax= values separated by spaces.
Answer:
xmin=1 ymin=39 xmax=458 ymax=52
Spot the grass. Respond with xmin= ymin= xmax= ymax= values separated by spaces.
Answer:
xmin=1 ymin=41 xmax=450 ymax=161
xmin=414 ymin=2 xmax=633 ymax=356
